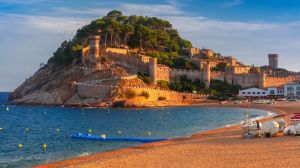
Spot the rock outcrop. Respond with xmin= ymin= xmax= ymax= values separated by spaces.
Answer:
xmin=9 ymin=60 xmax=151 ymax=107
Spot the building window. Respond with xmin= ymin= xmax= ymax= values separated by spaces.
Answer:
xmin=253 ymin=92 xmax=255 ymax=94
xmin=257 ymin=92 xmax=260 ymax=94
xmin=242 ymin=92 xmax=245 ymax=94
xmin=248 ymin=92 xmax=251 ymax=94
xmin=262 ymin=92 xmax=266 ymax=94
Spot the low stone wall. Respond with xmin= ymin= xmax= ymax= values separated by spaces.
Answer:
xmin=124 ymin=87 xmax=206 ymax=102
xmin=77 ymin=84 xmax=112 ymax=99
xmin=75 ymin=82 xmax=206 ymax=104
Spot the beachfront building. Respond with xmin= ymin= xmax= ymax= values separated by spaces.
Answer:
xmin=284 ymin=81 xmax=300 ymax=98
xmin=267 ymin=87 xmax=285 ymax=97
xmin=239 ymin=88 xmax=268 ymax=97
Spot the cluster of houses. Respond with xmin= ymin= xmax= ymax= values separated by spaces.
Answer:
xmin=239 ymin=80 xmax=300 ymax=99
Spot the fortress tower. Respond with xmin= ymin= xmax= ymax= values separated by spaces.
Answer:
xmin=149 ymin=57 xmax=158 ymax=85
xmin=258 ymin=71 xmax=267 ymax=89
xmin=268 ymin=54 xmax=279 ymax=69
xmin=88 ymin=35 xmax=101 ymax=70
xmin=203 ymin=62 xmax=211 ymax=88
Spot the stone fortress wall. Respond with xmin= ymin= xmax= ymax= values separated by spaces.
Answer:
xmin=261 ymin=74 xmax=297 ymax=88
xmin=76 ymin=81 xmax=206 ymax=102
xmin=103 ymin=47 xmax=298 ymax=89
xmin=83 ymin=35 xmax=299 ymax=90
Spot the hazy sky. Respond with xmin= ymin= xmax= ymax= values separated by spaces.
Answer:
xmin=0 ymin=0 xmax=300 ymax=91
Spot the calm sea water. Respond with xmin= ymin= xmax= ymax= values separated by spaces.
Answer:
xmin=0 ymin=92 xmax=272 ymax=168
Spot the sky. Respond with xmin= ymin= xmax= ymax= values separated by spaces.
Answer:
xmin=0 ymin=0 xmax=300 ymax=91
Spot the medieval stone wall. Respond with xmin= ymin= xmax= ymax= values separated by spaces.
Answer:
xmin=263 ymin=75 xmax=297 ymax=88
xmin=169 ymin=69 xmax=203 ymax=82
xmin=82 ymin=45 xmax=299 ymax=90
xmin=77 ymin=85 xmax=111 ymax=99
xmin=233 ymin=74 xmax=259 ymax=88
xmin=156 ymin=65 xmax=170 ymax=82
xmin=76 ymin=83 xmax=206 ymax=103
xmin=124 ymin=87 xmax=206 ymax=102
xmin=105 ymin=51 xmax=150 ymax=74
xmin=211 ymin=71 xmax=225 ymax=81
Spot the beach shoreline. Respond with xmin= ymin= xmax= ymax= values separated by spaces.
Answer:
xmin=36 ymin=101 xmax=299 ymax=168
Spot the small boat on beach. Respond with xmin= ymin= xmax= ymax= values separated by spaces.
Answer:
xmin=274 ymin=119 xmax=287 ymax=132
xmin=290 ymin=112 xmax=300 ymax=125
xmin=241 ymin=114 xmax=262 ymax=138
xmin=261 ymin=121 xmax=279 ymax=138
xmin=283 ymin=125 xmax=296 ymax=135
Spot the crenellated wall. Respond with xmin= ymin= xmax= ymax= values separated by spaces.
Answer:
xmin=263 ymin=75 xmax=297 ymax=88
xmin=123 ymin=87 xmax=206 ymax=102
xmin=76 ymin=83 xmax=206 ymax=103
xmin=169 ymin=69 xmax=203 ymax=82
xmin=232 ymin=73 xmax=259 ymax=88
xmin=82 ymin=45 xmax=299 ymax=90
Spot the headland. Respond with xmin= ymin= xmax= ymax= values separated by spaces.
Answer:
xmin=8 ymin=10 xmax=300 ymax=108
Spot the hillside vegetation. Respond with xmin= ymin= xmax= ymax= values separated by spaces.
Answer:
xmin=48 ymin=10 xmax=193 ymax=67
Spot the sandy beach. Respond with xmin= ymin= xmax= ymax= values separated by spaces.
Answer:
xmin=36 ymin=101 xmax=300 ymax=168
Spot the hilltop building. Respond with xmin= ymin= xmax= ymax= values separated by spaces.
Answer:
xmin=81 ymin=36 xmax=299 ymax=90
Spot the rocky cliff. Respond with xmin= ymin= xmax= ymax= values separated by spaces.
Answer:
xmin=9 ymin=60 xmax=147 ymax=107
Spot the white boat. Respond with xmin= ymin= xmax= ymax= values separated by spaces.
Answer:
xmin=277 ymin=97 xmax=287 ymax=101
xmin=261 ymin=121 xmax=279 ymax=137
xmin=241 ymin=114 xmax=262 ymax=138
xmin=294 ymin=123 xmax=300 ymax=135
xmin=283 ymin=125 xmax=295 ymax=135
xmin=274 ymin=119 xmax=287 ymax=132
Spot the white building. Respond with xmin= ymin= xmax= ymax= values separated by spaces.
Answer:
xmin=267 ymin=87 xmax=285 ymax=96
xmin=284 ymin=81 xmax=300 ymax=98
xmin=239 ymin=87 xmax=284 ymax=97
xmin=239 ymin=88 xmax=268 ymax=97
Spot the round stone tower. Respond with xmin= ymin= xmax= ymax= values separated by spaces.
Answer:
xmin=88 ymin=35 xmax=101 ymax=70
xmin=203 ymin=62 xmax=211 ymax=88
xmin=89 ymin=35 xmax=100 ymax=62
xmin=149 ymin=57 xmax=158 ymax=85
xmin=268 ymin=54 xmax=279 ymax=69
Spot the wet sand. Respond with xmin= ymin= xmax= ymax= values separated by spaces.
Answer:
xmin=36 ymin=101 xmax=300 ymax=168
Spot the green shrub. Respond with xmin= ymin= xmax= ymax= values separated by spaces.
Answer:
xmin=140 ymin=91 xmax=150 ymax=99
xmin=137 ymin=72 xmax=152 ymax=84
xmin=157 ymin=80 xmax=169 ymax=90
xmin=125 ymin=90 xmax=136 ymax=99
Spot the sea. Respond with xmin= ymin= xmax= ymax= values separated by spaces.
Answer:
xmin=0 ymin=92 xmax=273 ymax=168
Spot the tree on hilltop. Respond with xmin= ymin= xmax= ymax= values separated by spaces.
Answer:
xmin=106 ymin=10 xmax=123 ymax=20
xmin=48 ymin=10 xmax=193 ymax=66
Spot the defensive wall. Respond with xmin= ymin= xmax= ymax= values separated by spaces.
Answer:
xmin=124 ymin=87 xmax=206 ymax=103
xmin=82 ymin=43 xmax=299 ymax=90
xmin=261 ymin=75 xmax=298 ymax=88
xmin=75 ymin=82 xmax=206 ymax=102
xmin=104 ymin=48 xmax=152 ymax=74
xmin=170 ymin=69 xmax=203 ymax=82
xmin=77 ymin=84 xmax=112 ymax=99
